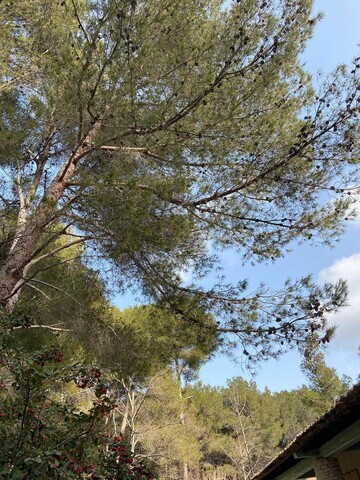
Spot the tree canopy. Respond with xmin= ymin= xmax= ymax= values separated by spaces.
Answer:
xmin=0 ymin=0 xmax=359 ymax=360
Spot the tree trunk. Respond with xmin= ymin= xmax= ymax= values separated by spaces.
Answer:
xmin=0 ymin=119 xmax=104 ymax=311
xmin=0 ymin=200 xmax=55 ymax=310
xmin=175 ymin=358 xmax=189 ymax=480
xmin=120 ymin=395 xmax=130 ymax=436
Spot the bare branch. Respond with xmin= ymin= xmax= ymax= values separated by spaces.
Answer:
xmin=26 ymin=278 xmax=85 ymax=306
xmin=12 ymin=323 xmax=71 ymax=332
xmin=26 ymin=282 xmax=52 ymax=301
xmin=24 ymin=236 xmax=92 ymax=271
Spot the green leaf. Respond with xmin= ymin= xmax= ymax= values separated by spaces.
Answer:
xmin=0 ymin=466 xmax=11 ymax=474
xmin=11 ymin=469 xmax=24 ymax=480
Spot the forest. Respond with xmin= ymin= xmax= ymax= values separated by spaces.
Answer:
xmin=0 ymin=0 xmax=359 ymax=478
xmin=0 ymin=302 xmax=352 ymax=479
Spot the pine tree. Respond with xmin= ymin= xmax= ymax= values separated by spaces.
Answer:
xmin=0 ymin=0 xmax=359 ymax=359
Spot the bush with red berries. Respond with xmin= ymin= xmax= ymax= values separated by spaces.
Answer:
xmin=0 ymin=314 xmax=156 ymax=479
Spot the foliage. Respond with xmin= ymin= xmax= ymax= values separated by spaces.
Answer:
xmin=0 ymin=314 xmax=155 ymax=479
xmin=135 ymin=372 xmax=204 ymax=479
xmin=0 ymin=310 xmax=353 ymax=480
xmin=0 ymin=2 xmax=359 ymax=477
xmin=274 ymin=386 xmax=318 ymax=447
xmin=300 ymin=334 xmax=351 ymax=412
xmin=93 ymin=304 xmax=219 ymax=382
xmin=134 ymin=370 xmax=351 ymax=479
xmin=11 ymin=231 xmax=109 ymax=346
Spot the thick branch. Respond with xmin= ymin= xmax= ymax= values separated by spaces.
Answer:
xmin=25 ymin=126 xmax=56 ymax=208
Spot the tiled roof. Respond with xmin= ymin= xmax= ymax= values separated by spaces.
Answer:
xmin=251 ymin=382 xmax=360 ymax=479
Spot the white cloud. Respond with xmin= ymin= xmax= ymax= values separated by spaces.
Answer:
xmin=318 ymin=253 xmax=360 ymax=351
xmin=178 ymin=267 xmax=193 ymax=285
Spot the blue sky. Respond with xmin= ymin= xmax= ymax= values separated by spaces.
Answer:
xmin=115 ymin=0 xmax=360 ymax=392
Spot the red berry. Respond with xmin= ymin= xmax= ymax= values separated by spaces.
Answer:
xmin=77 ymin=378 xmax=88 ymax=388
xmin=92 ymin=368 xmax=101 ymax=378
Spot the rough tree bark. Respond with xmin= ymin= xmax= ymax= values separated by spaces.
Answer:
xmin=0 ymin=117 xmax=105 ymax=311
